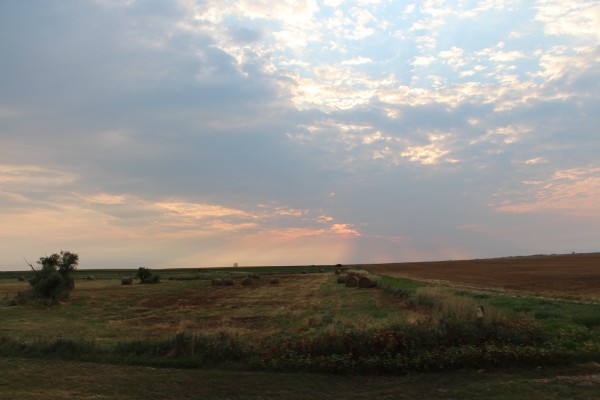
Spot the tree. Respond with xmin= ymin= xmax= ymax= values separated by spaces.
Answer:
xmin=136 ymin=267 xmax=160 ymax=284
xmin=57 ymin=251 xmax=79 ymax=277
xmin=26 ymin=250 xmax=79 ymax=303
xmin=136 ymin=267 xmax=152 ymax=283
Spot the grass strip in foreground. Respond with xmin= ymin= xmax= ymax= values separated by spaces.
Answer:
xmin=1 ymin=357 xmax=599 ymax=400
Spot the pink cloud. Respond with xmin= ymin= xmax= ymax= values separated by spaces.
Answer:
xmin=495 ymin=167 xmax=600 ymax=216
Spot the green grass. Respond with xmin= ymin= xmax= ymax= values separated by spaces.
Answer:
xmin=313 ymin=275 xmax=407 ymax=326
xmin=0 ymin=357 xmax=599 ymax=400
xmin=374 ymin=276 xmax=600 ymax=346
xmin=451 ymin=289 xmax=600 ymax=338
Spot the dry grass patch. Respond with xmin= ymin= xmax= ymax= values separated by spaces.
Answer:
xmin=69 ymin=274 xmax=338 ymax=341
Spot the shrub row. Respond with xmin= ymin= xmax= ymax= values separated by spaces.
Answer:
xmin=3 ymin=315 xmax=594 ymax=374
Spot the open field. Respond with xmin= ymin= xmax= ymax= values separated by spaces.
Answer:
xmin=1 ymin=255 xmax=599 ymax=398
xmin=1 ymin=357 xmax=599 ymax=400
xmin=0 ymin=272 xmax=407 ymax=342
xmin=364 ymin=253 xmax=600 ymax=300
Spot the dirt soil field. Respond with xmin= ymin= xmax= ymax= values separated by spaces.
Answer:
xmin=363 ymin=253 xmax=600 ymax=300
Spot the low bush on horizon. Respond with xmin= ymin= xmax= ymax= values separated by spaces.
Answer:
xmin=136 ymin=267 xmax=160 ymax=284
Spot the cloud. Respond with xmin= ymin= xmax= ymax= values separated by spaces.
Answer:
xmin=330 ymin=223 xmax=361 ymax=236
xmin=228 ymin=26 xmax=264 ymax=44
xmin=0 ymin=164 xmax=75 ymax=188
xmin=535 ymin=0 xmax=600 ymax=41
xmin=1 ymin=0 xmax=599 ymax=269
xmin=156 ymin=201 xmax=254 ymax=220
xmin=524 ymin=157 xmax=547 ymax=165
xmin=401 ymin=142 xmax=451 ymax=165
xmin=488 ymin=49 xmax=525 ymax=63
xmin=341 ymin=56 xmax=373 ymax=65
xmin=84 ymin=193 xmax=127 ymax=205
xmin=495 ymin=167 xmax=600 ymax=216
xmin=412 ymin=56 xmax=437 ymax=67
xmin=323 ymin=7 xmax=377 ymax=41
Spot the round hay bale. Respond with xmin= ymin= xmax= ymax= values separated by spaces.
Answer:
xmin=270 ymin=277 xmax=279 ymax=284
xmin=212 ymin=278 xmax=224 ymax=286
xmin=358 ymin=276 xmax=377 ymax=288
xmin=337 ymin=275 xmax=348 ymax=284
xmin=241 ymin=277 xmax=252 ymax=286
xmin=318 ymin=269 xmax=325 ymax=273
xmin=86 ymin=275 xmax=95 ymax=281
xmin=347 ymin=270 xmax=368 ymax=278
xmin=301 ymin=270 xmax=307 ymax=274
xmin=334 ymin=269 xmax=341 ymax=275
xmin=222 ymin=278 xmax=234 ymax=286
xmin=345 ymin=275 xmax=359 ymax=288
xmin=121 ymin=277 xmax=133 ymax=285
xmin=17 ymin=275 xmax=26 ymax=282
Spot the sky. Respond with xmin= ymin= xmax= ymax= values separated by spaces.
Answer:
xmin=1 ymin=0 xmax=599 ymax=270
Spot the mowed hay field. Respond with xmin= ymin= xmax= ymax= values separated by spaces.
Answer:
xmin=0 ymin=271 xmax=405 ymax=343
xmin=364 ymin=253 xmax=600 ymax=300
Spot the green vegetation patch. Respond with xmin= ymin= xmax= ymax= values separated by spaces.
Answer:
xmin=2 ymin=357 xmax=599 ymax=400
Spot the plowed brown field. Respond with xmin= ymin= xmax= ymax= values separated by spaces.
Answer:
xmin=362 ymin=253 xmax=600 ymax=300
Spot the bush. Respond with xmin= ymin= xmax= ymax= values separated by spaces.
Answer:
xmin=30 ymin=269 xmax=69 ymax=302
xmin=137 ymin=267 xmax=160 ymax=284
xmin=26 ymin=251 xmax=78 ymax=303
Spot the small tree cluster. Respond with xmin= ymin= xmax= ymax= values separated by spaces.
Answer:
xmin=27 ymin=251 xmax=79 ymax=302
xmin=136 ymin=267 xmax=160 ymax=284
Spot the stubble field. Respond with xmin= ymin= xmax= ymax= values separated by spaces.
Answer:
xmin=364 ymin=253 xmax=600 ymax=300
